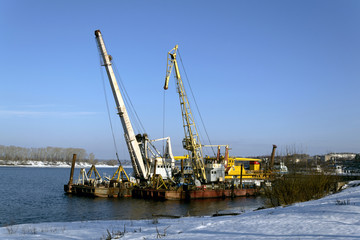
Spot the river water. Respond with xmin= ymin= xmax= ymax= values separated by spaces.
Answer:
xmin=0 ymin=167 xmax=266 ymax=226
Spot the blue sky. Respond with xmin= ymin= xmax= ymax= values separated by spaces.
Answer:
xmin=0 ymin=0 xmax=359 ymax=160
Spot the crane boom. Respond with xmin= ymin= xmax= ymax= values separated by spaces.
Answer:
xmin=95 ymin=30 xmax=148 ymax=180
xmin=164 ymin=45 xmax=207 ymax=182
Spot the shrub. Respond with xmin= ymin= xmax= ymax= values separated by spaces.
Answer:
xmin=265 ymin=173 xmax=338 ymax=207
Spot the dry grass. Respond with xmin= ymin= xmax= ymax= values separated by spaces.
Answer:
xmin=265 ymin=173 xmax=339 ymax=207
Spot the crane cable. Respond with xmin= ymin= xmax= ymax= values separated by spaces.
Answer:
xmin=177 ymin=50 xmax=216 ymax=156
xmin=114 ymin=64 xmax=166 ymax=159
xmin=112 ymin=61 xmax=147 ymax=135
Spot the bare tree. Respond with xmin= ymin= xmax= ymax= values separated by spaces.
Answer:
xmin=0 ymin=145 xmax=94 ymax=164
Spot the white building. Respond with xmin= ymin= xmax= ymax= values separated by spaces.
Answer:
xmin=324 ymin=153 xmax=356 ymax=161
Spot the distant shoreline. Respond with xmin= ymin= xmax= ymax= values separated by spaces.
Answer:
xmin=0 ymin=160 xmax=131 ymax=168
xmin=0 ymin=165 xmax=120 ymax=168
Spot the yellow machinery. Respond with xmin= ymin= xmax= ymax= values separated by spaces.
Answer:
xmin=175 ymin=147 xmax=272 ymax=181
xmin=204 ymin=145 xmax=271 ymax=180
xmin=111 ymin=165 xmax=130 ymax=182
xmin=164 ymin=45 xmax=207 ymax=183
xmin=225 ymin=145 xmax=278 ymax=180
xmin=225 ymin=159 xmax=270 ymax=180
xmin=151 ymin=174 xmax=168 ymax=190
xmin=87 ymin=165 xmax=102 ymax=181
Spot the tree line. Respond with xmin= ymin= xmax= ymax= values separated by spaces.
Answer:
xmin=0 ymin=145 xmax=94 ymax=164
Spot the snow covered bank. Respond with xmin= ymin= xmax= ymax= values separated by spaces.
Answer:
xmin=1 ymin=181 xmax=360 ymax=239
xmin=0 ymin=160 xmax=129 ymax=168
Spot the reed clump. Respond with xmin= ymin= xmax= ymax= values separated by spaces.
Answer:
xmin=265 ymin=173 xmax=338 ymax=207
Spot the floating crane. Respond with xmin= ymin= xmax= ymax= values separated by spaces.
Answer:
xmin=95 ymin=30 xmax=174 ymax=181
xmin=65 ymin=32 xmax=266 ymax=199
xmin=164 ymin=45 xmax=207 ymax=183
xmin=95 ymin=30 xmax=149 ymax=180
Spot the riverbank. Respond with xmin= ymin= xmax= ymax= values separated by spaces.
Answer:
xmin=0 ymin=160 xmax=130 ymax=168
xmin=1 ymin=181 xmax=359 ymax=239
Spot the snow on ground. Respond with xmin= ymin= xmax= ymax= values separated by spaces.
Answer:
xmin=1 ymin=181 xmax=360 ymax=240
xmin=0 ymin=160 xmax=128 ymax=168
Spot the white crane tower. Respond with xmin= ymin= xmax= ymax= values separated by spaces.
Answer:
xmin=95 ymin=30 xmax=174 ymax=181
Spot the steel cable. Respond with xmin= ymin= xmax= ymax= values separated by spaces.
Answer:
xmin=177 ymin=50 xmax=216 ymax=156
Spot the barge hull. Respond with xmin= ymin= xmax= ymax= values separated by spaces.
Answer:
xmin=64 ymin=184 xmax=132 ymax=198
xmin=132 ymin=188 xmax=258 ymax=200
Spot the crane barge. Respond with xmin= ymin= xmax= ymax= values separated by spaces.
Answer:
xmin=64 ymin=30 xmax=177 ymax=197
xmin=65 ymin=31 xmax=276 ymax=199
xmin=135 ymin=45 xmax=260 ymax=199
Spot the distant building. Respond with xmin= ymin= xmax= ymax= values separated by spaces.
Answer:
xmin=324 ymin=153 xmax=356 ymax=161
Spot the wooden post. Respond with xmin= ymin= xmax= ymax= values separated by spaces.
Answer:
xmin=270 ymin=145 xmax=277 ymax=170
xmin=181 ymin=159 xmax=184 ymax=178
xmin=216 ymin=146 xmax=220 ymax=163
xmin=67 ymin=154 xmax=77 ymax=193
xmin=240 ymin=164 xmax=243 ymax=189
